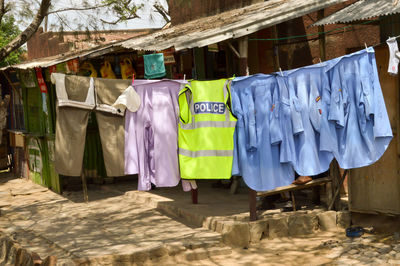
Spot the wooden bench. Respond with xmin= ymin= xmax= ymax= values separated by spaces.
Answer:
xmin=249 ymin=176 xmax=333 ymax=219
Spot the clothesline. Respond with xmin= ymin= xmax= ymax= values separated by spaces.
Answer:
xmin=370 ymin=34 xmax=400 ymax=48
xmin=248 ymin=19 xmax=378 ymax=42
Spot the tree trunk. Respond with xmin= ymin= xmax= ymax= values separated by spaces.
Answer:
xmin=0 ymin=0 xmax=51 ymax=63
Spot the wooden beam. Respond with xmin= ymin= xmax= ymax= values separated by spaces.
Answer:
xmin=257 ymin=176 xmax=332 ymax=197
xmin=226 ymin=41 xmax=241 ymax=59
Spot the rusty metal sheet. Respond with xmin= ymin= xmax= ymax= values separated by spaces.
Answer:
xmin=121 ymin=0 xmax=347 ymax=51
xmin=314 ymin=0 xmax=400 ymax=26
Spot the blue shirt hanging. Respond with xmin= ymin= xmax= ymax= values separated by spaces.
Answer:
xmin=276 ymin=64 xmax=334 ymax=176
xmin=321 ymin=47 xmax=393 ymax=169
xmin=231 ymin=74 xmax=294 ymax=191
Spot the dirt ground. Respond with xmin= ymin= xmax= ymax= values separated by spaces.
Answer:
xmin=1 ymin=173 xmax=400 ymax=265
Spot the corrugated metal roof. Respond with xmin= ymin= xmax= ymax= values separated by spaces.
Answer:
xmin=2 ymin=0 xmax=347 ymax=70
xmin=0 ymin=41 xmax=124 ymax=71
xmin=314 ymin=0 xmax=400 ymax=26
xmin=120 ymin=0 xmax=347 ymax=51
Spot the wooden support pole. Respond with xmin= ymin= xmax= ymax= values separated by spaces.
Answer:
xmin=249 ymin=189 xmax=258 ymax=221
xmin=328 ymin=168 xmax=348 ymax=210
xmin=291 ymin=191 xmax=296 ymax=211
xmin=312 ymin=186 xmax=321 ymax=205
xmin=238 ymin=36 xmax=249 ymax=76
xmin=318 ymin=9 xmax=326 ymax=61
xmin=272 ymin=25 xmax=280 ymax=71
xmin=191 ymin=188 xmax=198 ymax=204
xmin=81 ymin=167 xmax=88 ymax=203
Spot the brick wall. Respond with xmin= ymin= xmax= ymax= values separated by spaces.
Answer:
xmin=27 ymin=27 xmax=152 ymax=60
xmin=274 ymin=1 xmax=379 ymax=70
xmin=167 ymin=0 xmax=263 ymax=25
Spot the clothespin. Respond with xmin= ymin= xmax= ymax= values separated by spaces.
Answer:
xmin=365 ymin=43 xmax=368 ymax=50
xmin=319 ymin=58 xmax=322 ymax=63
xmin=131 ymin=73 xmax=135 ymax=85
xmin=183 ymin=74 xmax=186 ymax=81
xmin=279 ymin=67 xmax=283 ymax=76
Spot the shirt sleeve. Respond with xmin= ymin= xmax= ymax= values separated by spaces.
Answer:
xmin=291 ymin=97 xmax=304 ymax=135
xmin=243 ymin=90 xmax=258 ymax=151
xmin=230 ymin=86 xmax=242 ymax=176
xmin=231 ymin=128 xmax=241 ymax=176
xmin=328 ymin=67 xmax=345 ymax=127
xmin=319 ymin=75 xmax=337 ymax=153
xmin=270 ymin=84 xmax=283 ymax=145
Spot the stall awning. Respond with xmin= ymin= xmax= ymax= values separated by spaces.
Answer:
xmin=314 ymin=0 xmax=400 ymax=26
xmin=2 ymin=0 xmax=347 ymax=70
xmin=120 ymin=0 xmax=347 ymax=51
xmin=0 ymin=42 xmax=124 ymax=71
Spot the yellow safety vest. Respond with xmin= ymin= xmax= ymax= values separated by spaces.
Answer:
xmin=178 ymin=79 xmax=237 ymax=179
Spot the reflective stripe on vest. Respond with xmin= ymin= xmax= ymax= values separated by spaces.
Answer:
xmin=179 ymin=148 xmax=234 ymax=158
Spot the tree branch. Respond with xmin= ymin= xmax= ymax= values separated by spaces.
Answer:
xmin=0 ymin=0 xmax=10 ymax=25
xmin=0 ymin=0 xmax=51 ymax=62
xmin=46 ymin=3 xmax=111 ymax=15
xmin=153 ymin=3 xmax=170 ymax=23
xmin=100 ymin=13 xmax=140 ymax=25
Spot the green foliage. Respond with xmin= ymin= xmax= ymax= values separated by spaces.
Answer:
xmin=101 ymin=0 xmax=144 ymax=23
xmin=0 ymin=15 xmax=24 ymax=67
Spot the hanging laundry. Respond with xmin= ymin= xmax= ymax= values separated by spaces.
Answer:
xmin=143 ymin=53 xmax=166 ymax=79
xmin=51 ymin=73 xmax=95 ymax=110
xmin=178 ymin=79 xmax=237 ymax=180
xmin=94 ymin=78 xmax=134 ymax=177
xmin=277 ymin=65 xmax=334 ymax=176
xmin=124 ymin=80 xmax=160 ymax=176
xmin=51 ymin=74 xmax=94 ymax=176
xmin=321 ymin=47 xmax=393 ymax=169
xmin=127 ymin=80 xmax=186 ymax=191
xmin=231 ymin=74 xmax=294 ymax=191
xmin=52 ymin=73 xmax=137 ymax=177
xmin=112 ymin=85 xmax=141 ymax=113
xmin=387 ymin=37 xmax=399 ymax=75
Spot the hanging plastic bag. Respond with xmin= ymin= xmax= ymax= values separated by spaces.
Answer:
xmin=80 ymin=62 xmax=98 ymax=77
xmin=143 ymin=53 xmax=166 ymax=79
xmin=100 ymin=60 xmax=117 ymax=79
xmin=120 ymin=58 xmax=136 ymax=80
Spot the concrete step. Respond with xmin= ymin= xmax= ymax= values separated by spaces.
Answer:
xmin=184 ymin=246 xmax=232 ymax=261
xmin=1 ymin=225 xmax=71 ymax=261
